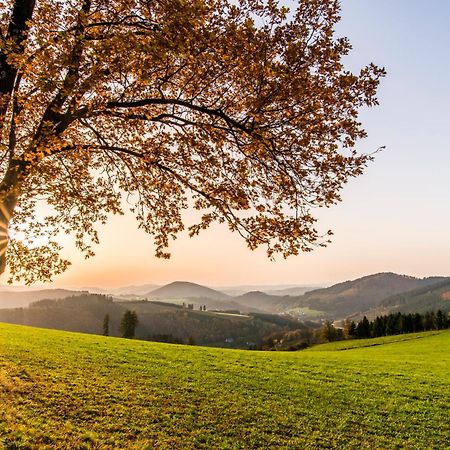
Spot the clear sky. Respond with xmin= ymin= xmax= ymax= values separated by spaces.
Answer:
xmin=5 ymin=0 xmax=450 ymax=289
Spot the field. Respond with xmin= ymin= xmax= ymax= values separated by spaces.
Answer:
xmin=0 ymin=324 xmax=449 ymax=449
xmin=285 ymin=306 xmax=324 ymax=319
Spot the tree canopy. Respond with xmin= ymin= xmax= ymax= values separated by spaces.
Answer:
xmin=0 ymin=0 xmax=384 ymax=283
xmin=119 ymin=310 xmax=138 ymax=339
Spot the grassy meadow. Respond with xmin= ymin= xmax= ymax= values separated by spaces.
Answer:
xmin=0 ymin=323 xmax=449 ymax=449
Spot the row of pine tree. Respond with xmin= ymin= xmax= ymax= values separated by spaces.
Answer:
xmin=346 ymin=310 xmax=449 ymax=339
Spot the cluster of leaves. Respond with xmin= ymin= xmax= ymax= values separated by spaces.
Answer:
xmin=0 ymin=0 xmax=384 ymax=282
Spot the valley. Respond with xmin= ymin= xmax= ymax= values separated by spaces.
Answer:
xmin=1 ymin=272 xmax=449 ymax=349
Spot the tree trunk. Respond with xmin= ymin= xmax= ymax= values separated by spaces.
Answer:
xmin=0 ymin=0 xmax=37 ymax=275
xmin=0 ymin=0 xmax=36 ymax=127
xmin=0 ymin=159 xmax=28 ymax=275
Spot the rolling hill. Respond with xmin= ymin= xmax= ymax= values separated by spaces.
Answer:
xmin=0 ymin=288 xmax=88 ymax=309
xmin=147 ymin=281 xmax=229 ymax=300
xmin=377 ymin=278 xmax=450 ymax=314
xmin=144 ymin=282 xmax=295 ymax=313
xmin=216 ymin=284 xmax=322 ymax=297
xmin=2 ymin=272 xmax=447 ymax=334
xmin=265 ymin=286 xmax=321 ymax=296
xmin=233 ymin=291 xmax=290 ymax=313
xmin=278 ymin=273 xmax=448 ymax=319
xmin=144 ymin=281 xmax=264 ymax=313
xmin=110 ymin=283 xmax=161 ymax=296
xmin=0 ymin=324 xmax=448 ymax=448
xmin=0 ymin=294 xmax=305 ymax=348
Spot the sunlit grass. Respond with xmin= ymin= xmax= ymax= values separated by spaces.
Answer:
xmin=306 ymin=330 xmax=443 ymax=351
xmin=0 ymin=323 xmax=449 ymax=449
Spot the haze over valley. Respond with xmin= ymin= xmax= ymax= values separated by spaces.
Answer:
xmin=1 ymin=272 xmax=449 ymax=349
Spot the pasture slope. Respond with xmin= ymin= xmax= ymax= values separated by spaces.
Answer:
xmin=0 ymin=323 xmax=449 ymax=449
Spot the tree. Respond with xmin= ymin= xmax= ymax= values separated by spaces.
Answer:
xmin=0 ymin=0 xmax=384 ymax=283
xmin=371 ymin=316 xmax=385 ymax=338
xmin=119 ymin=310 xmax=138 ymax=339
xmin=102 ymin=313 xmax=109 ymax=336
xmin=320 ymin=320 xmax=341 ymax=342
xmin=355 ymin=316 xmax=371 ymax=339
xmin=386 ymin=312 xmax=401 ymax=336
xmin=343 ymin=319 xmax=356 ymax=339
xmin=435 ymin=310 xmax=447 ymax=330
xmin=412 ymin=312 xmax=426 ymax=332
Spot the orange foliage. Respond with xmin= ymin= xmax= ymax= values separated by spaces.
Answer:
xmin=0 ymin=0 xmax=384 ymax=283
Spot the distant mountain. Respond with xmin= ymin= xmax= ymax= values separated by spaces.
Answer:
xmin=279 ymin=273 xmax=448 ymax=319
xmin=0 ymin=289 xmax=88 ymax=309
xmin=266 ymin=286 xmax=320 ymax=297
xmin=110 ymin=283 xmax=161 ymax=296
xmin=216 ymin=284 xmax=324 ymax=297
xmin=79 ymin=286 xmax=110 ymax=294
xmin=0 ymin=285 xmax=45 ymax=291
xmin=147 ymin=281 xmax=229 ymax=300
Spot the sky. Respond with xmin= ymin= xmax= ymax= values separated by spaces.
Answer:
xmin=4 ymin=0 xmax=450 ymax=289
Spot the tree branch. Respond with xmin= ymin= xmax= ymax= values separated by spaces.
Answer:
xmin=106 ymin=98 xmax=253 ymax=135
xmin=0 ymin=0 xmax=36 ymax=131
xmin=32 ymin=1 xmax=91 ymax=144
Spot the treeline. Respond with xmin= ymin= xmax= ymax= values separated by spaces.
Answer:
xmin=320 ymin=310 xmax=449 ymax=342
xmin=348 ymin=310 xmax=449 ymax=339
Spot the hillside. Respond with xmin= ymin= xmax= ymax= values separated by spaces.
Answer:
xmin=279 ymin=273 xmax=448 ymax=319
xmin=147 ymin=281 xmax=229 ymax=300
xmin=265 ymin=286 xmax=320 ymax=296
xmin=233 ymin=291 xmax=289 ymax=313
xmin=0 ymin=289 xmax=88 ymax=309
xmin=0 ymin=324 xmax=448 ymax=449
xmin=378 ymin=278 xmax=450 ymax=314
xmin=111 ymin=283 xmax=161 ymax=296
xmin=0 ymin=294 xmax=305 ymax=348
xmin=216 ymin=284 xmax=321 ymax=297
xmin=139 ymin=295 xmax=265 ymax=314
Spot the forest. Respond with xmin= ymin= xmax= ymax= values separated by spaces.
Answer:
xmin=320 ymin=311 xmax=450 ymax=343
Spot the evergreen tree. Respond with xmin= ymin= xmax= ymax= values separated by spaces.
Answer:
xmin=386 ymin=313 xmax=401 ymax=335
xmin=436 ymin=310 xmax=447 ymax=330
xmin=348 ymin=321 xmax=357 ymax=338
xmin=372 ymin=317 xmax=385 ymax=338
xmin=343 ymin=319 xmax=357 ymax=339
xmin=400 ymin=314 xmax=413 ymax=333
xmin=120 ymin=310 xmax=139 ymax=339
xmin=355 ymin=316 xmax=371 ymax=339
xmin=102 ymin=314 xmax=110 ymax=336
xmin=348 ymin=310 xmax=448 ymax=341
xmin=412 ymin=313 xmax=426 ymax=332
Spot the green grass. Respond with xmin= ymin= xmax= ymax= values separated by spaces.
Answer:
xmin=286 ymin=306 xmax=324 ymax=318
xmin=306 ymin=330 xmax=444 ymax=351
xmin=0 ymin=323 xmax=449 ymax=449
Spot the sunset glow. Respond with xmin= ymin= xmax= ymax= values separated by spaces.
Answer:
xmin=2 ymin=0 xmax=450 ymax=289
